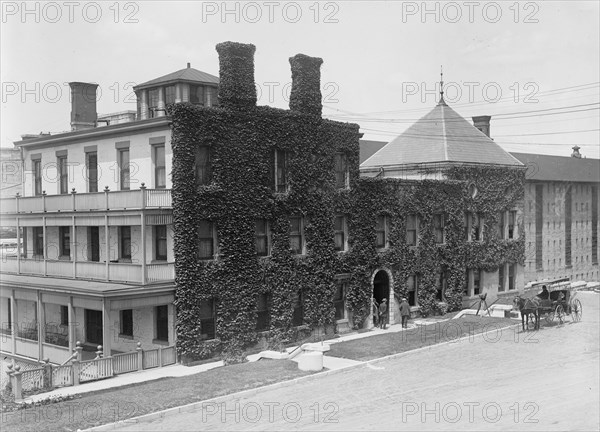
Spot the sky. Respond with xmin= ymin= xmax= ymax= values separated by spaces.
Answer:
xmin=1 ymin=0 xmax=599 ymax=158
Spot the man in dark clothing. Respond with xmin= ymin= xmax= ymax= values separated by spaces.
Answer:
xmin=400 ymin=297 xmax=411 ymax=328
xmin=537 ymin=285 xmax=549 ymax=300
xmin=379 ymin=298 xmax=388 ymax=329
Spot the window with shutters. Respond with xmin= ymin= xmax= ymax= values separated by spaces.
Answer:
xmin=198 ymin=220 xmax=217 ymax=260
xmin=334 ymin=153 xmax=349 ymax=189
xmin=289 ymin=216 xmax=305 ymax=255
xmin=333 ymin=215 xmax=347 ymax=251
xmin=255 ymin=219 xmax=270 ymax=256
xmin=196 ymin=147 xmax=212 ymax=186
xmin=406 ymin=214 xmax=418 ymax=246
xmin=375 ymin=215 xmax=389 ymax=249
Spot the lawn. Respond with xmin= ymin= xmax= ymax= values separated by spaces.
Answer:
xmin=1 ymin=359 xmax=313 ymax=432
xmin=328 ymin=315 xmax=517 ymax=361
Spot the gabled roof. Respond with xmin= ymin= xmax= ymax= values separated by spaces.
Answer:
xmin=510 ymin=152 xmax=600 ymax=183
xmin=134 ymin=65 xmax=219 ymax=90
xmin=359 ymin=139 xmax=387 ymax=164
xmin=361 ymin=99 xmax=523 ymax=168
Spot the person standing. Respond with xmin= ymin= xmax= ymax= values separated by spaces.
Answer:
xmin=372 ymin=298 xmax=379 ymax=328
xmin=379 ymin=298 xmax=388 ymax=329
xmin=400 ymin=297 xmax=411 ymax=329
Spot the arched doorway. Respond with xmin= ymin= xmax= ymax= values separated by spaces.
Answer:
xmin=373 ymin=270 xmax=390 ymax=304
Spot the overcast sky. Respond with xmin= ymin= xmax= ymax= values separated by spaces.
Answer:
xmin=1 ymin=0 xmax=599 ymax=157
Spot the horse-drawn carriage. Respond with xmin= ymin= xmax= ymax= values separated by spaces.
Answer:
xmin=514 ymin=277 xmax=583 ymax=330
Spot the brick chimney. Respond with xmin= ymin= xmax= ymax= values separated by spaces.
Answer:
xmin=472 ymin=115 xmax=491 ymax=138
xmin=69 ymin=82 xmax=98 ymax=131
xmin=571 ymin=145 xmax=582 ymax=158
xmin=289 ymin=54 xmax=323 ymax=117
xmin=215 ymin=42 xmax=257 ymax=110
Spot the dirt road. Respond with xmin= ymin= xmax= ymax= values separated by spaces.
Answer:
xmin=109 ymin=292 xmax=599 ymax=431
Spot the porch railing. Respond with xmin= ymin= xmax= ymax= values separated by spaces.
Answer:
xmin=4 ymin=341 xmax=177 ymax=401
xmin=2 ymin=256 xmax=174 ymax=284
xmin=0 ymin=187 xmax=172 ymax=214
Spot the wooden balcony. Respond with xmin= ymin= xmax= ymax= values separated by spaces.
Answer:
xmin=0 ymin=187 xmax=171 ymax=214
xmin=0 ymin=256 xmax=174 ymax=284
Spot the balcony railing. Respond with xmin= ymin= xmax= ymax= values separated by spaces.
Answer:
xmin=0 ymin=186 xmax=171 ymax=214
xmin=1 ymin=256 xmax=174 ymax=284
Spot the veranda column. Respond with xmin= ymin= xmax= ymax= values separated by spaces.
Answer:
xmin=10 ymin=291 xmax=17 ymax=354
xmin=68 ymin=296 xmax=75 ymax=352
xmin=37 ymin=290 xmax=45 ymax=360
xmin=102 ymin=298 xmax=111 ymax=356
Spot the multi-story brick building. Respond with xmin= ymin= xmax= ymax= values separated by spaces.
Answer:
xmin=0 ymin=64 xmax=219 ymax=364
xmin=170 ymin=42 xmax=526 ymax=361
xmin=511 ymin=150 xmax=599 ymax=283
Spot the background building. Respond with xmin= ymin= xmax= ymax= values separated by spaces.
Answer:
xmin=0 ymin=65 xmax=219 ymax=364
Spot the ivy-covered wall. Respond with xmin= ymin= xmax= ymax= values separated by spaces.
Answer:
xmin=170 ymin=42 xmax=525 ymax=363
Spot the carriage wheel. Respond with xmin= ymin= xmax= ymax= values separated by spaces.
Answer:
xmin=571 ymin=299 xmax=582 ymax=322
xmin=546 ymin=309 xmax=554 ymax=323
xmin=555 ymin=304 xmax=565 ymax=325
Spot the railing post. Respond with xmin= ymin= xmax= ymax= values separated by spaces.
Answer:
xmin=140 ymin=183 xmax=147 ymax=210
xmin=12 ymin=365 xmax=22 ymax=401
xmin=158 ymin=346 xmax=163 ymax=367
xmin=136 ymin=342 xmax=143 ymax=371
xmin=5 ymin=363 xmax=14 ymax=392
xmin=75 ymin=341 xmax=83 ymax=361
xmin=43 ymin=358 xmax=52 ymax=388
xmin=71 ymin=188 xmax=77 ymax=211
xmin=95 ymin=345 xmax=103 ymax=359
xmin=72 ymin=358 xmax=80 ymax=386
xmin=104 ymin=186 xmax=110 ymax=210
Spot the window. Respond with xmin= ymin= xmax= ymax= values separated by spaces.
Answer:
xmin=57 ymin=155 xmax=68 ymax=194
xmin=407 ymin=275 xmax=418 ymax=306
xmin=271 ymin=149 xmax=289 ymax=193
xmin=289 ymin=216 xmax=305 ymax=255
xmin=406 ymin=215 xmax=418 ymax=246
xmin=508 ymin=211 xmax=517 ymax=239
xmin=199 ymin=300 xmax=215 ymax=340
xmin=256 ymin=293 xmax=271 ymax=331
xmin=190 ymin=85 xmax=205 ymax=106
xmin=292 ymin=290 xmax=304 ymax=326
xmin=334 ymin=153 xmax=349 ymax=189
xmin=436 ymin=271 xmax=447 ymax=302
xmin=33 ymin=227 xmax=44 ymax=256
xmin=473 ymin=269 xmax=481 ymax=296
xmin=155 ymin=305 xmax=169 ymax=342
xmin=198 ymin=220 xmax=216 ymax=259
xmin=120 ymin=309 xmax=133 ymax=337
xmin=467 ymin=212 xmax=483 ymax=241
xmin=165 ymin=85 xmax=176 ymax=105
xmin=375 ymin=215 xmax=389 ymax=249
xmin=86 ymin=152 xmax=98 ymax=193
xmin=119 ymin=226 xmax=131 ymax=260
xmin=498 ymin=264 xmax=505 ymax=292
xmin=119 ymin=149 xmax=130 ymax=190
xmin=154 ymin=145 xmax=166 ymax=188
xmin=498 ymin=211 xmax=505 ymax=239
xmin=33 ymin=159 xmax=42 ymax=196
xmin=255 ymin=219 xmax=270 ymax=256
xmin=148 ymin=88 xmax=159 ymax=117
xmin=508 ymin=264 xmax=516 ymax=291
xmin=206 ymin=86 xmax=218 ymax=107
xmin=60 ymin=305 xmax=68 ymax=326
xmin=155 ymin=225 xmax=167 ymax=261
xmin=59 ymin=227 xmax=70 ymax=258
xmin=88 ymin=227 xmax=100 ymax=262
xmin=7 ymin=299 xmax=11 ymax=331
xmin=334 ymin=281 xmax=347 ymax=320
xmin=333 ymin=215 xmax=347 ymax=251
xmin=433 ymin=214 xmax=445 ymax=244
xmin=195 ymin=147 xmax=212 ymax=186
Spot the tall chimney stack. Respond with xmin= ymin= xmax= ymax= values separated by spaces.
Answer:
xmin=289 ymin=54 xmax=323 ymax=117
xmin=215 ymin=42 xmax=257 ymax=110
xmin=571 ymin=145 xmax=582 ymax=158
xmin=69 ymin=82 xmax=98 ymax=131
xmin=472 ymin=115 xmax=491 ymax=138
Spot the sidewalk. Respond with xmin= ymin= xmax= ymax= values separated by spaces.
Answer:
xmin=21 ymin=317 xmax=480 ymax=404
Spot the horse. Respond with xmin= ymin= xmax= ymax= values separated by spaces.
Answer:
xmin=513 ymin=296 xmax=541 ymax=331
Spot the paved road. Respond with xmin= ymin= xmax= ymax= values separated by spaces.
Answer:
xmin=112 ymin=292 xmax=599 ymax=431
